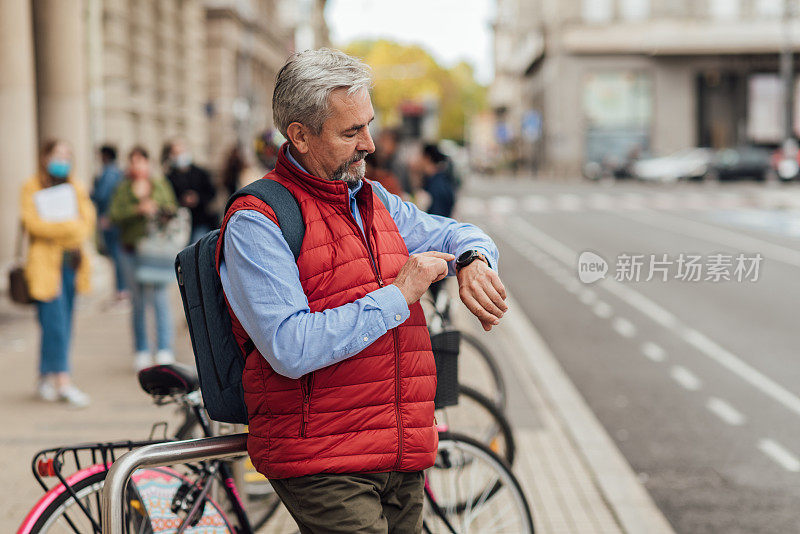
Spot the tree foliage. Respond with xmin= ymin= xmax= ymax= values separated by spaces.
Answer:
xmin=344 ymin=39 xmax=486 ymax=142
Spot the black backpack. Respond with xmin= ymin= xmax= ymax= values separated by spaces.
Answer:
xmin=175 ymin=179 xmax=390 ymax=424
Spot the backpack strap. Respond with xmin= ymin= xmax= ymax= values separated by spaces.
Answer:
xmin=224 ymin=179 xmax=304 ymax=261
xmin=371 ymin=181 xmax=390 ymax=210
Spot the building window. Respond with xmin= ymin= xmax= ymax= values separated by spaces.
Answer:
xmin=619 ymin=0 xmax=649 ymax=21
xmin=583 ymin=0 xmax=613 ymax=23
xmin=755 ymin=0 xmax=784 ymax=18
xmin=709 ymin=0 xmax=740 ymax=20
xmin=748 ymin=74 xmax=783 ymax=143
xmin=583 ymin=71 xmax=652 ymax=165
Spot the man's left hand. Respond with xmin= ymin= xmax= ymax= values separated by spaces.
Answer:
xmin=457 ymin=258 xmax=508 ymax=331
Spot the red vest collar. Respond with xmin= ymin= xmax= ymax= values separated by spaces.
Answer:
xmin=275 ymin=143 xmax=352 ymax=204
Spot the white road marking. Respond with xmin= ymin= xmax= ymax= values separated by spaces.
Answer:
xmin=522 ymin=195 xmax=550 ymax=212
xmin=564 ymin=279 xmax=582 ymax=293
xmin=620 ymin=193 xmax=646 ymax=211
xmin=506 ymin=216 xmax=800 ymax=420
xmin=588 ymin=193 xmax=614 ymax=210
xmin=488 ymin=196 xmax=517 ymax=214
xmin=555 ymin=193 xmax=582 ymax=211
xmin=593 ymin=301 xmax=613 ymax=318
xmin=652 ymin=192 xmax=678 ymax=210
xmin=671 ymin=366 xmax=702 ymax=391
xmin=616 ymin=209 xmax=800 ymax=269
xmin=758 ymin=439 xmax=800 ymax=472
xmin=579 ymin=289 xmax=597 ymax=305
xmin=613 ymin=317 xmax=637 ymax=338
xmin=706 ymin=397 xmax=745 ymax=426
xmin=641 ymin=342 xmax=666 ymax=362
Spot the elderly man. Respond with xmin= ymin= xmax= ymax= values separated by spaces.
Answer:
xmin=219 ymin=48 xmax=507 ymax=533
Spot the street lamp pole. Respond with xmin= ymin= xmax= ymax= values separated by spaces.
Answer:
xmin=781 ymin=0 xmax=796 ymax=139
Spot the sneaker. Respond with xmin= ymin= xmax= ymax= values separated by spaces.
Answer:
xmin=154 ymin=350 xmax=175 ymax=365
xmin=58 ymin=385 xmax=90 ymax=408
xmin=37 ymin=380 xmax=58 ymax=402
xmin=134 ymin=351 xmax=153 ymax=372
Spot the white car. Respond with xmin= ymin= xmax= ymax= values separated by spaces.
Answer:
xmin=632 ymin=148 xmax=713 ymax=182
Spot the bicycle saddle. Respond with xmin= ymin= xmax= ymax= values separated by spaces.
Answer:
xmin=138 ymin=363 xmax=200 ymax=397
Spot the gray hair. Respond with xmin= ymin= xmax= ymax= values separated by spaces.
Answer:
xmin=272 ymin=48 xmax=373 ymax=138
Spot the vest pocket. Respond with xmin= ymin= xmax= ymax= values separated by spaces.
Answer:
xmin=300 ymin=373 xmax=314 ymax=437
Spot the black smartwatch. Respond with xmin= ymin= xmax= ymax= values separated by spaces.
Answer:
xmin=455 ymin=250 xmax=487 ymax=272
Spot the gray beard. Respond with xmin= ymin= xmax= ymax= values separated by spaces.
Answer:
xmin=330 ymin=151 xmax=368 ymax=185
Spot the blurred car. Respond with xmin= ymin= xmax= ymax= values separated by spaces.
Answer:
xmin=705 ymin=146 xmax=771 ymax=181
xmin=631 ymin=148 xmax=713 ymax=182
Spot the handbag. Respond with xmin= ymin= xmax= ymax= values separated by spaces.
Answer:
xmin=8 ymin=224 xmax=32 ymax=304
xmin=135 ymin=208 xmax=191 ymax=284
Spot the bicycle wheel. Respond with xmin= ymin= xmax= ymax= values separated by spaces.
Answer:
xmin=21 ymin=467 xmax=235 ymax=533
xmin=458 ymin=332 xmax=506 ymax=410
xmin=436 ymin=386 xmax=515 ymax=466
xmin=424 ymin=432 xmax=534 ymax=534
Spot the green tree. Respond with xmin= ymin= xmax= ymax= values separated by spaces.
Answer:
xmin=344 ymin=40 xmax=486 ymax=142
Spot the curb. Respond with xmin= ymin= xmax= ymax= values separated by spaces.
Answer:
xmin=502 ymin=294 xmax=676 ymax=534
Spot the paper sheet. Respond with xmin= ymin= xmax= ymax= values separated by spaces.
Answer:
xmin=33 ymin=183 xmax=79 ymax=222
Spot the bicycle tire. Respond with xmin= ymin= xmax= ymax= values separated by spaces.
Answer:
xmin=20 ymin=467 xmax=235 ymax=534
xmin=424 ymin=432 xmax=534 ymax=534
xmin=436 ymin=385 xmax=516 ymax=466
xmin=459 ymin=332 xmax=507 ymax=410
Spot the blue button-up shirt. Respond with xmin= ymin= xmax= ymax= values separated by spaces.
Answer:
xmin=219 ymin=152 xmax=499 ymax=379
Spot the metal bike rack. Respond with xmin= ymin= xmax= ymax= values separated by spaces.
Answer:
xmin=101 ymin=433 xmax=248 ymax=533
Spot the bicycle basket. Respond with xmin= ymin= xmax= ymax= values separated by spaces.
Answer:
xmin=430 ymin=330 xmax=460 ymax=409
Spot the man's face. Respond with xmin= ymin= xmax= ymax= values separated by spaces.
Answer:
xmin=301 ymin=88 xmax=376 ymax=185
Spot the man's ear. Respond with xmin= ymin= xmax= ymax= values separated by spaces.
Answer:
xmin=286 ymin=122 xmax=309 ymax=154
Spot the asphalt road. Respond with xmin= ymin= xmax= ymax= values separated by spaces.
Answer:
xmin=458 ymin=176 xmax=800 ymax=534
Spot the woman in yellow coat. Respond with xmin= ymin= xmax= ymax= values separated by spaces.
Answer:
xmin=20 ymin=139 xmax=95 ymax=407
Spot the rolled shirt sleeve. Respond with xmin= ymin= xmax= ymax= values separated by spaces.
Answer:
xmin=370 ymin=181 xmax=499 ymax=274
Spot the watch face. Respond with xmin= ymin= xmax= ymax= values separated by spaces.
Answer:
xmin=457 ymin=250 xmax=474 ymax=264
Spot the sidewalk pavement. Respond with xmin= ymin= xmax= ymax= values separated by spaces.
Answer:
xmin=452 ymin=296 xmax=675 ymax=533
xmin=0 ymin=254 xmax=675 ymax=533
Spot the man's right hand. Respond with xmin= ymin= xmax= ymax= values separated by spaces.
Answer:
xmin=392 ymin=252 xmax=455 ymax=305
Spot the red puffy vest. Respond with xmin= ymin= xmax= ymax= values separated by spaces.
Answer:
xmin=217 ymin=150 xmax=437 ymax=479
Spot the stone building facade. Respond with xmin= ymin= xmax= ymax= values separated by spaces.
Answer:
xmin=492 ymin=0 xmax=800 ymax=176
xmin=0 ymin=0 xmax=317 ymax=275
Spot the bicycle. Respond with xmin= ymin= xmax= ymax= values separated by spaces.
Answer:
xmin=425 ymin=285 xmax=507 ymax=410
xmin=18 ymin=363 xmax=533 ymax=533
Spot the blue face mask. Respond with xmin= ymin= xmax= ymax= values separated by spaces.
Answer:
xmin=47 ymin=160 xmax=71 ymax=179
xmin=175 ymin=153 xmax=192 ymax=170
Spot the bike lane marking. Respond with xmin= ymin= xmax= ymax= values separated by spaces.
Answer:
xmin=506 ymin=215 xmax=800 ymax=420
xmin=758 ymin=439 xmax=800 ymax=472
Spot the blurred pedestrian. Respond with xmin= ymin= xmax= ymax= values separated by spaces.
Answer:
xmin=110 ymin=146 xmax=178 ymax=371
xmin=254 ymin=129 xmax=283 ymax=171
xmin=222 ymin=144 xmax=263 ymax=196
xmin=377 ymin=128 xmax=411 ymax=194
xmin=364 ymin=152 xmax=403 ymax=196
xmin=20 ymin=139 xmax=95 ymax=407
xmin=421 ymin=143 xmax=455 ymax=218
xmin=159 ymin=141 xmax=174 ymax=177
xmin=420 ymin=143 xmax=457 ymax=303
xmin=90 ymin=144 xmax=127 ymax=300
xmin=167 ymin=138 xmax=218 ymax=242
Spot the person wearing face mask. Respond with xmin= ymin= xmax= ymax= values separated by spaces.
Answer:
xmin=19 ymin=139 xmax=96 ymax=407
xmin=166 ymin=139 xmax=218 ymax=243
xmin=109 ymin=146 xmax=179 ymax=372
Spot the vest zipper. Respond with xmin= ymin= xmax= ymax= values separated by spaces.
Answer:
xmin=392 ymin=327 xmax=403 ymax=470
xmin=345 ymin=210 xmax=383 ymax=286
xmin=347 ymin=203 xmax=401 ymax=465
xmin=300 ymin=373 xmax=313 ymax=438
